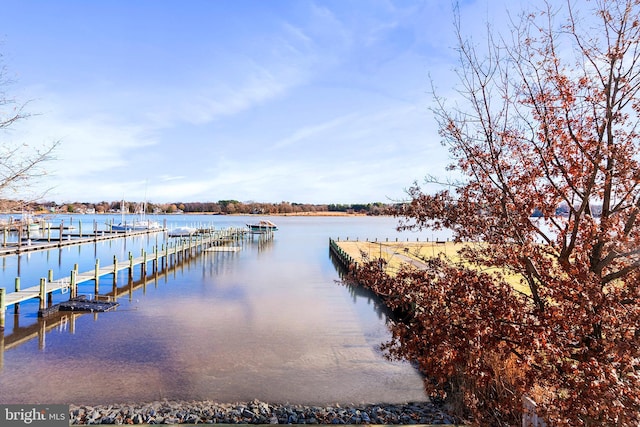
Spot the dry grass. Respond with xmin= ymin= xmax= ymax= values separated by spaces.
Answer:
xmin=334 ymin=240 xmax=530 ymax=295
xmin=335 ymin=240 xmax=462 ymax=272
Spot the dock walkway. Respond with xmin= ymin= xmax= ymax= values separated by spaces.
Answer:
xmin=0 ymin=228 xmax=162 ymax=256
xmin=0 ymin=228 xmax=244 ymax=329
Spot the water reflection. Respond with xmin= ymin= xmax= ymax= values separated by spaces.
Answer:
xmin=0 ymin=250 xmax=207 ymax=369
xmin=0 ymin=215 xmax=436 ymax=405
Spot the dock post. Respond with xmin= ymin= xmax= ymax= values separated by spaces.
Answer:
xmin=47 ymin=270 xmax=54 ymax=307
xmin=113 ymin=255 xmax=118 ymax=286
xmin=39 ymin=278 xmax=46 ymax=310
xmin=14 ymin=277 xmax=20 ymax=314
xmin=3 ymin=229 xmax=6 ymax=247
xmin=94 ymin=259 xmax=100 ymax=295
xmin=129 ymin=252 xmax=133 ymax=278
xmin=0 ymin=288 xmax=5 ymax=330
xmin=153 ymin=246 xmax=157 ymax=272
xmin=70 ymin=270 xmax=77 ymax=298
xmin=174 ymin=241 xmax=178 ymax=264
xmin=59 ymin=222 xmax=64 ymax=244
xmin=142 ymin=250 xmax=147 ymax=277
xmin=164 ymin=243 xmax=168 ymax=269
xmin=79 ymin=220 xmax=82 ymax=238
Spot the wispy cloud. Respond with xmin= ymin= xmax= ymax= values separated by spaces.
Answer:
xmin=158 ymin=175 xmax=186 ymax=182
xmin=270 ymin=112 xmax=360 ymax=150
xmin=0 ymin=0 xmax=482 ymax=204
xmin=12 ymin=99 xmax=156 ymax=177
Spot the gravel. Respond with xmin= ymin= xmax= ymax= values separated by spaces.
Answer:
xmin=69 ymin=399 xmax=460 ymax=425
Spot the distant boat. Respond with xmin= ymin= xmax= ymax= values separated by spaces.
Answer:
xmin=246 ymin=220 xmax=278 ymax=232
xmin=167 ymin=226 xmax=197 ymax=237
xmin=112 ymin=219 xmax=162 ymax=231
xmin=112 ymin=199 xmax=161 ymax=231
xmin=20 ymin=213 xmax=51 ymax=232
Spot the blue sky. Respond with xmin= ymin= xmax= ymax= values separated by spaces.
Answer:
xmin=0 ymin=0 xmax=520 ymax=204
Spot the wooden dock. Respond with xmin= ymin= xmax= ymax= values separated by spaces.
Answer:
xmin=0 ymin=245 xmax=217 ymax=371
xmin=329 ymin=237 xmax=459 ymax=276
xmin=0 ymin=227 xmax=165 ymax=256
xmin=0 ymin=227 xmax=245 ymax=329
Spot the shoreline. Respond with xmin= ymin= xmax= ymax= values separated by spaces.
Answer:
xmin=68 ymin=399 xmax=459 ymax=425
xmin=3 ymin=211 xmax=379 ymax=217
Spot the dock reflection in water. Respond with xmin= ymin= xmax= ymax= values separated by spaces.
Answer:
xmin=0 ymin=215 xmax=432 ymax=406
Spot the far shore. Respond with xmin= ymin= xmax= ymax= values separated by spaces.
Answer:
xmin=10 ymin=211 xmax=378 ymax=217
xmin=269 ymin=211 xmax=371 ymax=216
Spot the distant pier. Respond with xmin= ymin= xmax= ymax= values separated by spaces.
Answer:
xmin=0 ymin=220 xmax=167 ymax=255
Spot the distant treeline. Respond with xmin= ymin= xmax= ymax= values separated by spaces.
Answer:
xmin=1 ymin=199 xmax=395 ymax=216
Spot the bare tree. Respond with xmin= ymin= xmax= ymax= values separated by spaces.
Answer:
xmin=354 ymin=1 xmax=640 ymax=425
xmin=0 ymin=53 xmax=58 ymax=199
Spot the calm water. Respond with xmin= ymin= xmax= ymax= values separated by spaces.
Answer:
xmin=0 ymin=214 xmax=441 ymax=405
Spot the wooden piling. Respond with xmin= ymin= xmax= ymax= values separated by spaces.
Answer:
xmin=153 ymin=246 xmax=157 ymax=272
xmin=164 ymin=243 xmax=168 ymax=269
xmin=129 ymin=252 xmax=133 ymax=278
xmin=14 ymin=278 xmax=20 ymax=314
xmin=142 ymin=250 xmax=147 ymax=276
xmin=39 ymin=278 xmax=46 ymax=310
xmin=94 ymin=259 xmax=100 ymax=294
xmin=113 ymin=255 xmax=118 ymax=286
xmin=70 ymin=270 xmax=77 ymax=298
xmin=47 ymin=270 xmax=54 ymax=306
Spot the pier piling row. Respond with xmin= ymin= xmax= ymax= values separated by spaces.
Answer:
xmin=0 ymin=227 xmax=245 ymax=329
xmin=329 ymin=238 xmax=358 ymax=271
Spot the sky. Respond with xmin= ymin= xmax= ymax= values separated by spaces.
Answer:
xmin=0 ymin=0 xmax=523 ymax=205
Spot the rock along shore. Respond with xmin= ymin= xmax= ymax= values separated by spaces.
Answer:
xmin=69 ymin=400 xmax=460 ymax=425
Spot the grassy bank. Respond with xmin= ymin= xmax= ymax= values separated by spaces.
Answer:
xmin=334 ymin=240 xmax=528 ymax=295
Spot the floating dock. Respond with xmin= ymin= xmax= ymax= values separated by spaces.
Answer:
xmin=39 ymin=296 xmax=119 ymax=318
